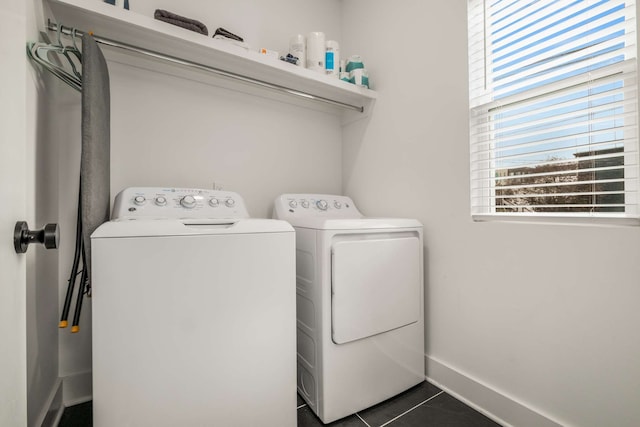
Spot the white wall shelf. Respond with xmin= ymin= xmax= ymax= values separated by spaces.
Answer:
xmin=46 ymin=0 xmax=377 ymax=113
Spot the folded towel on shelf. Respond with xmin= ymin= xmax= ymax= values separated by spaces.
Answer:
xmin=213 ymin=27 xmax=244 ymax=42
xmin=154 ymin=9 xmax=208 ymax=35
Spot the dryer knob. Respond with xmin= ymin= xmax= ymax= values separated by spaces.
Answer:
xmin=180 ymin=195 xmax=197 ymax=209
xmin=155 ymin=196 xmax=167 ymax=206
xmin=334 ymin=201 xmax=342 ymax=209
xmin=225 ymin=198 xmax=236 ymax=207
xmin=316 ymin=200 xmax=328 ymax=211
xmin=209 ymin=198 xmax=219 ymax=207
xmin=289 ymin=200 xmax=298 ymax=209
xmin=133 ymin=195 xmax=146 ymax=206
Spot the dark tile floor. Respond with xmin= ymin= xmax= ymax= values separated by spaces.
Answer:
xmin=58 ymin=401 xmax=92 ymax=427
xmin=59 ymin=381 xmax=501 ymax=427
xmin=297 ymin=382 xmax=501 ymax=427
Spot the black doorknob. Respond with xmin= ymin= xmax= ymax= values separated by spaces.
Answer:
xmin=14 ymin=221 xmax=60 ymax=254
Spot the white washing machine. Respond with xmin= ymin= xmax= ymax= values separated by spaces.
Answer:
xmin=91 ymin=187 xmax=296 ymax=427
xmin=274 ymin=194 xmax=425 ymax=423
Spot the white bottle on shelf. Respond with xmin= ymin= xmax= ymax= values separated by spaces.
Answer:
xmin=306 ymin=31 xmax=326 ymax=73
xmin=289 ymin=34 xmax=306 ymax=68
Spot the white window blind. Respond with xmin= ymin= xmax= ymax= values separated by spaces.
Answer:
xmin=468 ymin=0 xmax=639 ymax=220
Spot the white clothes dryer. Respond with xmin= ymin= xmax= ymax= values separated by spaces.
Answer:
xmin=274 ymin=194 xmax=424 ymax=423
xmin=91 ymin=187 xmax=296 ymax=427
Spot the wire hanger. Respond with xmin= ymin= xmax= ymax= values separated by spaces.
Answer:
xmin=27 ymin=23 xmax=83 ymax=91
xmin=27 ymin=23 xmax=90 ymax=332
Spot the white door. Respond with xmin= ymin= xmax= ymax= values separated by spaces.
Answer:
xmin=0 ymin=2 xmax=28 ymax=426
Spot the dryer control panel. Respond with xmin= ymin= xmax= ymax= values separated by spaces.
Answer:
xmin=112 ymin=187 xmax=250 ymax=220
xmin=274 ymin=194 xmax=363 ymax=220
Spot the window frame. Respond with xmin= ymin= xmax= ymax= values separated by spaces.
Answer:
xmin=468 ymin=0 xmax=640 ymax=225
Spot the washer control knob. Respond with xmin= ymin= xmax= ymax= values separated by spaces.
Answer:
xmin=289 ymin=200 xmax=298 ymax=209
xmin=225 ymin=198 xmax=235 ymax=207
xmin=334 ymin=201 xmax=342 ymax=209
xmin=301 ymin=200 xmax=309 ymax=208
xmin=316 ymin=200 xmax=328 ymax=211
xmin=209 ymin=198 xmax=219 ymax=207
xmin=133 ymin=195 xmax=146 ymax=206
xmin=154 ymin=196 xmax=167 ymax=206
xmin=180 ymin=195 xmax=197 ymax=209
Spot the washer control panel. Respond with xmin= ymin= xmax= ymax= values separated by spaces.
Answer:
xmin=112 ymin=187 xmax=250 ymax=220
xmin=274 ymin=194 xmax=362 ymax=220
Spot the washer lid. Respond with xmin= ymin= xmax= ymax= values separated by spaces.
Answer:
xmin=91 ymin=218 xmax=294 ymax=239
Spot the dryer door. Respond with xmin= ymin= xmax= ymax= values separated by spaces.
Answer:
xmin=331 ymin=235 xmax=421 ymax=344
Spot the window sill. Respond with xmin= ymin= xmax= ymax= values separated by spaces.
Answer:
xmin=471 ymin=213 xmax=640 ymax=227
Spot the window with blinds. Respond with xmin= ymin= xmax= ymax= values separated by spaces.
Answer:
xmin=468 ymin=0 xmax=639 ymax=221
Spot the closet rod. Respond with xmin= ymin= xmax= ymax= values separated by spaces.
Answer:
xmin=47 ymin=21 xmax=365 ymax=113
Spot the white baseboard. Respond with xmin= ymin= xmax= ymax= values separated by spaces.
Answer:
xmin=38 ymin=372 xmax=92 ymax=427
xmin=61 ymin=370 xmax=92 ymax=407
xmin=425 ymin=356 xmax=563 ymax=427
xmin=38 ymin=378 xmax=63 ymax=427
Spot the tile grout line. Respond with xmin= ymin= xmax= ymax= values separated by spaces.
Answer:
xmin=378 ymin=390 xmax=445 ymax=427
xmin=356 ymin=412 xmax=372 ymax=427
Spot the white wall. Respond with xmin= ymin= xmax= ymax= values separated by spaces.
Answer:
xmin=106 ymin=60 xmax=343 ymax=217
xmin=342 ymin=2 xmax=640 ymax=427
xmin=54 ymin=0 xmax=345 ymax=403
